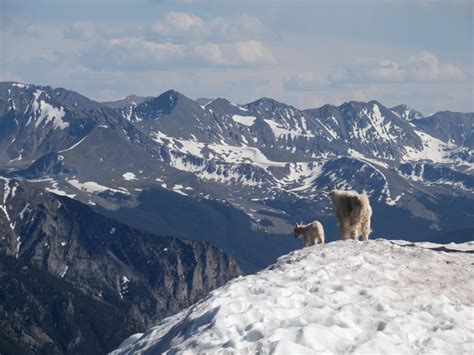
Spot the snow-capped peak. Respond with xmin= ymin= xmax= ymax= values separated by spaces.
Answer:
xmin=391 ymin=104 xmax=424 ymax=121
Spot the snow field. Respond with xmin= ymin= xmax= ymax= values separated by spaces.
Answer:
xmin=67 ymin=179 xmax=130 ymax=195
xmin=231 ymin=114 xmax=257 ymax=127
xmin=113 ymin=239 xmax=474 ymax=355
xmin=27 ymin=89 xmax=68 ymax=130
xmin=123 ymin=172 xmax=138 ymax=181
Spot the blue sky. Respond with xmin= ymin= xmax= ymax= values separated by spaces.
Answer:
xmin=0 ymin=0 xmax=472 ymax=113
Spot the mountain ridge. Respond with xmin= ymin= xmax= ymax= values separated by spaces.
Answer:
xmin=5 ymin=81 xmax=473 ymax=118
xmin=0 ymin=81 xmax=472 ymax=276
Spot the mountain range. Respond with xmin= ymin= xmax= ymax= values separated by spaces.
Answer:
xmin=0 ymin=80 xmax=472 ymax=353
xmin=0 ymin=81 xmax=472 ymax=273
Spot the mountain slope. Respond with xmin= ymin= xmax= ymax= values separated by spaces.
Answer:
xmin=305 ymin=101 xmax=423 ymax=160
xmin=0 ymin=178 xmax=241 ymax=331
xmin=413 ymin=111 xmax=474 ymax=148
xmin=97 ymin=187 xmax=301 ymax=273
xmin=113 ymin=239 xmax=474 ymax=355
xmin=0 ymin=253 xmax=139 ymax=355
xmin=0 ymin=82 xmax=110 ymax=167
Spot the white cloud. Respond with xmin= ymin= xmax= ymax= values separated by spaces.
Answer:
xmin=80 ymin=37 xmax=185 ymax=70
xmin=350 ymin=51 xmax=466 ymax=83
xmin=285 ymin=51 xmax=467 ymax=91
xmin=151 ymin=12 xmax=266 ymax=41
xmin=193 ymin=41 xmax=275 ymax=66
xmin=283 ymin=72 xmax=331 ymax=90
xmin=74 ymin=12 xmax=274 ymax=70
xmin=82 ymin=37 xmax=274 ymax=69
xmin=152 ymin=12 xmax=204 ymax=35
xmin=3 ymin=4 xmax=470 ymax=115
xmin=234 ymin=41 xmax=276 ymax=65
xmin=109 ymin=37 xmax=184 ymax=61
xmin=64 ymin=21 xmax=97 ymax=41
xmin=406 ymin=51 xmax=465 ymax=81
xmin=193 ymin=43 xmax=226 ymax=64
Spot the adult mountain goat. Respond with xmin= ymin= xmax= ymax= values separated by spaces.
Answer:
xmin=328 ymin=190 xmax=372 ymax=241
xmin=294 ymin=221 xmax=325 ymax=247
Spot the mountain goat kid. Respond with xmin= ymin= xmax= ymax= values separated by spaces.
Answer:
xmin=294 ymin=221 xmax=325 ymax=247
xmin=328 ymin=189 xmax=372 ymax=241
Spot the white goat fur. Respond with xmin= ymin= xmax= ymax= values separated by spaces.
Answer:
xmin=294 ymin=221 xmax=325 ymax=247
xmin=329 ymin=190 xmax=372 ymax=241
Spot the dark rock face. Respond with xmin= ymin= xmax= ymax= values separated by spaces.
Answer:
xmin=0 ymin=253 xmax=140 ymax=355
xmin=398 ymin=162 xmax=474 ymax=190
xmin=97 ymin=187 xmax=299 ymax=274
xmin=413 ymin=111 xmax=474 ymax=148
xmin=0 ymin=178 xmax=241 ymax=353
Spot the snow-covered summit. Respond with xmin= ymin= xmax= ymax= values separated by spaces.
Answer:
xmin=391 ymin=104 xmax=424 ymax=121
xmin=112 ymin=239 xmax=474 ymax=355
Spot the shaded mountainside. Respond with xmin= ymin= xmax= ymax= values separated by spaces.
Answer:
xmin=0 ymin=82 xmax=106 ymax=166
xmin=414 ymin=111 xmax=474 ymax=148
xmin=97 ymin=187 xmax=301 ymax=273
xmin=0 ymin=253 xmax=139 ymax=355
xmin=0 ymin=82 xmax=161 ymax=175
xmin=0 ymin=178 xmax=241 ymax=353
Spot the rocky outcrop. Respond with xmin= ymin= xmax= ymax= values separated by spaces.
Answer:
xmin=0 ymin=178 xmax=241 ymax=352
xmin=0 ymin=253 xmax=140 ymax=354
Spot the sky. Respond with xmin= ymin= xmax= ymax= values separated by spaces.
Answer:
xmin=0 ymin=0 xmax=472 ymax=114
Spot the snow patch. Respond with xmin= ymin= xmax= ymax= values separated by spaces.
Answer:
xmin=0 ymin=177 xmax=16 ymax=232
xmin=152 ymin=131 xmax=205 ymax=158
xmin=28 ymin=90 xmax=68 ymax=130
xmin=119 ymin=276 xmax=130 ymax=300
xmin=19 ymin=203 xmax=31 ymax=220
xmin=348 ymin=149 xmax=390 ymax=169
xmin=60 ymin=265 xmax=69 ymax=278
xmin=403 ymin=130 xmax=468 ymax=167
xmin=208 ymin=144 xmax=286 ymax=168
xmin=59 ymin=135 xmax=89 ymax=153
xmin=122 ymin=172 xmax=138 ymax=181
xmin=264 ymin=119 xmax=314 ymax=139
xmin=45 ymin=180 xmax=76 ymax=198
xmin=67 ymin=179 xmax=130 ymax=196
xmin=280 ymin=162 xmax=324 ymax=192
xmin=231 ymin=114 xmax=257 ymax=127
xmin=16 ymin=236 xmax=21 ymax=259
xmin=172 ymin=184 xmax=188 ymax=196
